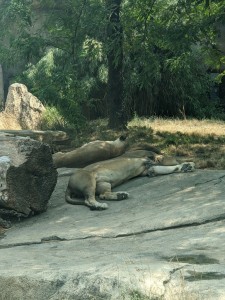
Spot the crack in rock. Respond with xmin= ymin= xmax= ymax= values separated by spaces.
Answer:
xmin=114 ymin=213 xmax=225 ymax=238
xmin=195 ymin=174 xmax=225 ymax=186
xmin=1 ymin=213 xmax=225 ymax=249
xmin=0 ymin=235 xmax=69 ymax=249
xmin=0 ymin=234 xmax=98 ymax=249
xmin=41 ymin=235 xmax=67 ymax=242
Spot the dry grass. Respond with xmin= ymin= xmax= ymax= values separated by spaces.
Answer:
xmin=70 ymin=117 xmax=225 ymax=170
xmin=0 ymin=112 xmax=21 ymax=130
xmin=128 ymin=117 xmax=225 ymax=170
xmin=130 ymin=117 xmax=225 ymax=137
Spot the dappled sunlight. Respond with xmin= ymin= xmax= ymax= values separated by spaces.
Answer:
xmin=55 ymin=216 xmax=71 ymax=223
xmin=0 ymin=112 xmax=21 ymax=130
xmin=141 ymin=272 xmax=166 ymax=295
xmin=211 ymin=227 xmax=225 ymax=234
xmin=31 ymin=265 xmax=44 ymax=271
xmin=81 ymin=227 xmax=112 ymax=236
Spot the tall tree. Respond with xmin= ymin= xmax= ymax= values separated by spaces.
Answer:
xmin=106 ymin=0 xmax=127 ymax=129
xmin=0 ymin=64 xmax=4 ymax=108
xmin=0 ymin=0 xmax=224 ymax=123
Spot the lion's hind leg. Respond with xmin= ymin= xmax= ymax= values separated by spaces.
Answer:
xmin=66 ymin=170 xmax=108 ymax=210
xmin=97 ymin=182 xmax=129 ymax=201
xmin=148 ymin=162 xmax=195 ymax=176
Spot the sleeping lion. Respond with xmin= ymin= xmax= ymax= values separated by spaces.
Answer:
xmin=53 ymin=135 xmax=128 ymax=168
xmin=53 ymin=135 xmax=161 ymax=168
xmin=65 ymin=156 xmax=195 ymax=210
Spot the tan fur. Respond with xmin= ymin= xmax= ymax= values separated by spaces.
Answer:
xmin=53 ymin=135 xmax=128 ymax=168
xmin=65 ymin=156 xmax=195 ymax=210
xmin=155 ymin=155 xmax=179 ymax=166
xmin=53 ymin=136 xmax=163 ymax=168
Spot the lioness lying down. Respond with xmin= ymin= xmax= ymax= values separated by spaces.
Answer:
xmin=53 ymin=135 xmax=128 ymax=168
xmin=53 ymin=135 xmax=161 ymax=168
xmin=65 ymin=156 xmax=195 ymax=210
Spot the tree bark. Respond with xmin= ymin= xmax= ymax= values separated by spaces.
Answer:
xmin=106 ymin=0 xmax=127 ymax=130
xmin=0 ymin=133 xmax=57 ymax=227
xmin=0 ymin=64 xmax=4 ymax=109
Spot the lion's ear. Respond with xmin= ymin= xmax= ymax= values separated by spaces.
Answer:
xmin=119 ymin=134 xmax=128 ymax=141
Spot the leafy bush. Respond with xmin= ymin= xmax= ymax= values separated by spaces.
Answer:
xmin=1 ymin=0 xmax=224 ymax=125
xmin=122 ymin=0 xmax=224 ymax=120
xmin=16 ymin=45 xmax=107 ymax=127
xmin=39 ymin=106 xmax=68 ymax=131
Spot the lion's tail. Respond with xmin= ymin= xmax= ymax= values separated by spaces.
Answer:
xmin=65 ymin=187 xmax=85 ymax=205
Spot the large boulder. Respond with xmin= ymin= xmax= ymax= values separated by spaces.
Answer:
xmin=1 ymin=169 xmax=225 ymax=299
xmin=0 ymin=133 xmax=57 ymax=227
xmin=4 ymin=83 xmax=45 ymax=129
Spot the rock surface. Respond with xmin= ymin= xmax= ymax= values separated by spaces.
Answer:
xmin=0 ymin=112 xmax=21 ymax=130
xmin=0 ymin=169 xmax=225 ymax=299
xmin=0 ymin=129 xmax=69 ymax=147
xmin=4 ymin=83 xmax=45 ymax=129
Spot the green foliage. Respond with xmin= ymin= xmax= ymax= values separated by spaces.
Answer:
xmin=40 ymin=106 xmax=68 ymax=130
xmin=0 ymin=0 xmax=224 ymax=124
xmin=16 ymin=49 xmax=86 ymax=126
xmin=0 ymin=0 xmax=108 ymax=127
xmin=122 ymin=0 xmax=225 ymax=119
xmin=0 ymin=0 xmax=45 ymax=65
xmin=158 ymin=50 xmax=217 ymax=119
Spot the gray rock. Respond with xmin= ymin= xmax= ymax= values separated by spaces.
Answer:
xmin=0 ymin=133 xmax=57 ymax=222
xmin=0 ymin=169 xmax=225 ymax=299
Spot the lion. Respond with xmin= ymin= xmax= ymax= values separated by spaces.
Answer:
xmin=53 ymin=135 xmax=161 ymax=168
xmin=65 ymin=155 xmax=195 ymax=210
xmin=53 ymin=135 xmax=128 ymax=168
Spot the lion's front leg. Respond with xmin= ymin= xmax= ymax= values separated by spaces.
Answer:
xmin=99 ymin=192 xmax=129 ymax=200
xmin=97 ymin=182 xmax=129 ymax=201
xmin=179 ymin=162 xmax=195 ymax=172
xmin=84 ymin=196 xmax=108 ymax=210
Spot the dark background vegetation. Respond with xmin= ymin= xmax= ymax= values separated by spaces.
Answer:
xmin=0 ymin=0 xmax=224 ymax=129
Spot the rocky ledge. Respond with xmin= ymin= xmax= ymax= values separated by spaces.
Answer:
xmin=0 ymin=169 xmax=225 ymax=300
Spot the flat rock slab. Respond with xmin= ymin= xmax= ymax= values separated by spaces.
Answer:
xmin=0 ymin=170 xmax=225 ymax=299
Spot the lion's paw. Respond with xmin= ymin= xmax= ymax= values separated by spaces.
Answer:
xmin=147 ymin=168 xmax=156 ymax=177
xmin=89 ymin=202 xmax=108 ymax=210
xmin=180 ymin=162 xmax=195 ymax=172
xmin=116 ymin=192 xmax=129 ymax=200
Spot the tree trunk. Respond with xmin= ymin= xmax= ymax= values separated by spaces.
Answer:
xmin=0 ymin=133 xmax=57 ymax=227
xmin=106 ymin=0 xmax=127 ymax=130
xmin=0 ymin=64 xmax=4 ymax=109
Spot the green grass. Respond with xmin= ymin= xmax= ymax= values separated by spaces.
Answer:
xmin=39 ymin=106 xmax=68 ymax=131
